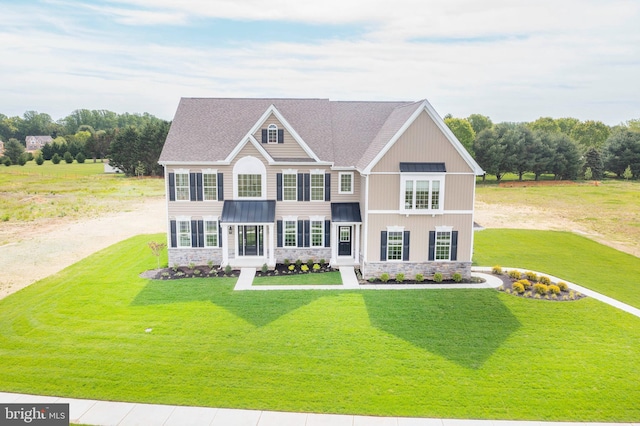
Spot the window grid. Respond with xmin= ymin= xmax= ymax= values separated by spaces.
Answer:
xmin=204 ymin=220 xmax=218 ymax=247
xmin=311 ymin=174 xmax=324 ymax=201
xmin=403 ymin=178 xmax=443 ymax=211
xmin=404 ymin=180 xmax=413 ymax=209
xmin=175 ymin=173 xmax=189 ymax=201
xmin=203 ymin=173 xmax=217 ymax=201
xmin=415 ymin=180 xmax=429 ymax=209
xmin=284 ymin=221 xmax=297 ymax=247
xmin=268 ymin=124 xmax=278 ymax=144
xmin=178 ymin=220 xmax=191 ymax=247
xmin=435 ymin=231 xmax=451 ymax=260
xmin=339 ymin=173 xmax=352 ymax=193
xmin=238 ymin=174 xmax=262 ymax=197
xmin=340 ymin=227 xmax=350 ymax=242
xmin=387 ymin=231 xmax=403 ymax=261
xmin=431 ymin=181 xmax=440 ymax=209
xmin=283 ymin=174 xmax=297 ymax=201
xmin=311 ymin=221 xmax=323 ymax=247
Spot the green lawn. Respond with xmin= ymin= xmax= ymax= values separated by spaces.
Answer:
xmin=253 ymin=271 xmax=342 ymax=285
xmin=0 ymin=234 xmax=639 ymax=421
xmin=474 ymin=229 xmax=640 ymax=309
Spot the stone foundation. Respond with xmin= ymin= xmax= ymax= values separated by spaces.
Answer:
xmin=168 ymin=248 xmax=223 ymax=266
xmin=362 ymin=261 xmax=472 ymax=281
xmin=275 ymin=248 xmax=331 ymax=264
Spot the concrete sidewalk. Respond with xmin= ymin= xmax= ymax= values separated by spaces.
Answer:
xmin=1 ymin=392 xmax=637 ymax=426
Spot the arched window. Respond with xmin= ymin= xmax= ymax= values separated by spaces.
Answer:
xmin=267 ymin=124 xmax=278 ymax=144
xmin=233 ymin=156 xmax=266 ymax=199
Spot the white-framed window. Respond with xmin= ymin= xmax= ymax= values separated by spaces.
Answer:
xmin=435 ymin=226 xmax=453 ymax=261
xmin=283 ymin=173 xmax=297 ymax=201
xmin=175 ymin=171 xmax=190 ymax=201
xmin=234 ymin=156 xmax=266 ymax=199
xmin=339 ymin=172 xmax=353 ymax=194
xmin=400 ymin=174 xmax=444 ymax=213
xmin=284 ymin=218 xmax=297 ymax=247
xmin=238 ymin=174 xmax=261 ymax=197
xmin=387 ymin=228 xmax=404 ymax=261
xmin=204 ymin=218 xmax=218 ymax=247
xmin=311 ymin=216 xmax=324 ymax=247
xmin=203 ymin=172 xmax=217 ymax=201
xmin=268 ymin=123 xmax=278 ymax=144
xmin=177 ymin=219 xmax=191 ymax=248
xmin=311 ymin=172 xmax=324 ymax=201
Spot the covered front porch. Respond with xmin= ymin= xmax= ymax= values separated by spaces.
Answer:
xmin=329 ymin=202 xmax=362 ymax=267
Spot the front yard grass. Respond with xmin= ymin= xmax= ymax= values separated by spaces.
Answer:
xmin=252 ymin=271 xmax=342 ymax=285
xmin=0 ymin=234 xmax=638 ymax=421
xmin=474 ymin=229 xmax=640 ymax=309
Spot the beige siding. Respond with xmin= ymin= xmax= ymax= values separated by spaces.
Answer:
xmin=367 ymin=174 xmax=400 ymax=210
xmin=372 ymin=111 xmax=473 ymax=173
xmin=365 ymin=213 xmax=474 ymax=262
xmin=330 ymin=170 xmax=361 ymax=203
xmin=444 ymin=174 xmax=475 ymax=211
xmin=253 ymin=114 xmax=312 ymax=159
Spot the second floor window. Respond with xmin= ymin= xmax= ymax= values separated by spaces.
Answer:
xmin=175 ymin=173 xmax=189 ymax=201
xmin=402 ymin=176 xmax=442 ymax=212
xmin=311 ymin=173 xmax=324 ymax=201
xmin=203 ymin=173 xmax=217 ymax=201
xmin=283 ymin=173 xmax=297 ymax=201
xmin=238 ymin=174 xmax=262 ymax=198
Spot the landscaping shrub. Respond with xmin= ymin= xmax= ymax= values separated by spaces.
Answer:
xmin=284 ymin=259 xmax=290 ymax=267
xmin=415 ymin=273 xmax=424 ymax=282
xmin=395 ymin=273 xmax=405 ymax=283
xmin=380 ymin=273 xmax=390 ymax=283
xmin=51 ymin=153 xmax=61 ymax=164
xmin=224 ymin=265 xmax=232 ymax=275
xmin=492 ymin=265 xmax=503 ymax=274
xmin=508 ymin=270 xmax=522 ymax=279
xmin=75 ymin=152 xmax=86 ymax=163
xmin=452 ymin=272 xmax=462 ymax=283
xmin=35 ymin=154 xmax=44 ymax=165
xmin=288 ymin=265 xmax=295 ymax=272
xmin=261 ymin=263 xmax=268 ymax=273
xmin=295 ymin=259 xmax=302 ymax=267
xmin=517 ymin=279 xmax=532 ymax=290
xmin=548 ymin=284 xmax=561 ymax=295
xmin=433 ymin=272 xmax=443 ymax=283
xmin=301 ymin=264 xmax=309 ymax=272
xmin=4 ymin=157 xmax=12 ymax=166
xmin=557 ymin=281 xmax=568 ymax=291
xmin=539 ymin=275 xmax=552 ymax=285
xmin=63 ymin=151 xmax=74 ymax=164
xmin=312 ymin=263 xmax=320 ymax=271
xmin=512 ymin=281 xmax=525 ymax=294
xmin=533 ymin=283 xmax=548 ymax=295
xmin=306 ymin=259 xmax=314 ymax=269
xmin=525 ymin=271 xmax=538 ymax=281
xmin=18 ymin=154 xmax=27 ymax=166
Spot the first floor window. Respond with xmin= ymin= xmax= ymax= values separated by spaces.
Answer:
xmin=238 ymin=174 xmax=262 ymax=197
xmin=435 ymin=230 xmax=451 ymax=260
xmin=284 ymin=220 xmax=297 ymax=247
xmin=311 ymin=220 xmax=323 ymax=246
xmin=311 ymin=173 xmax=324 ymax=201
xmin=387 ymin=231 xmax=403 ymax=260
xmin=203 ymin=173 xmax=217 ymax=201
xmin=175 ymin=173 xmax=189 ymax=201
xmin=178 ymin=220 xmax=191 ymax=247
xmin=204 ymin=220 xmax=218 ymax=247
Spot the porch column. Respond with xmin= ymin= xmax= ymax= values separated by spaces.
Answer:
xmin=268 ymin=223 xmax=275 ymax=267
xmin=330 ymin=223 xmax=338 ymax=266
xmin=221 ymin=224 xmax=229 ymax=266
xmin=354 ymin=224 xmax=360 ymax=263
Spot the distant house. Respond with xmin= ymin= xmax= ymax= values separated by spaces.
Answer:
xmin=25 ymin=135 xmax=53 ymax=152
xmin=158 ymin=98 xmax=484 ymax=280
xmin=103 ymin=160 xmax=122 ymax=174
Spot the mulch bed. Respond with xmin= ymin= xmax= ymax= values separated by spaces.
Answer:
xmin=495 ymin=270 xmax=586 ymax=301
xmin=142 ymin=263 xmax=335 ymax=280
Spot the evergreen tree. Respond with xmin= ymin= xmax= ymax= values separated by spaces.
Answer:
xmin=583 ymin=147 xmax=604 ymax=180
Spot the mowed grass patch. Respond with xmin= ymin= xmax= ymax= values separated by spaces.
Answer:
xmin=252 ymin=271 xmax=342 ymax=285
xmin=0 ymin=234 xmax=639 ymax=421
xmin=0 ymin=161 xmax=164 ymax=223
xmin=474 ymin=229 xmax=640 ymax=308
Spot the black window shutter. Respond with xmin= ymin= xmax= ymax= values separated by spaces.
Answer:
xmin=217 ymin=173 xmax=224 ymax=201
xmin=380 ymin=231 xmax=388 ymax=261
xmin=196 ymin=173 xmax=203 ymax=201
xmin=304 ymin=220 xmax=310 ymax=247
xmin=403 ymin=231 xmax=410 ymax=261
xmin=451 ymin=231 xmax=458 ymax=261
xmin=428 ymin=231 xmax=436 ymax=261
xmin=170 ymin=220 xmax=177 ymax=247
xmin=261 ymin=129 xmax=267 ymax=143
xmin=276 ymin=173 xmax=283 ymax=201
xmin=197 ymin=220 xmax=205 ymax=247
xmin=168 ymin=173 xmax=175 ymax=201
xmin=277 ymin=220 xmax=283 ymax=247
xmin=189 ymin=173 xmax=196 ymax=201
xmin=304 ymin=173 xmax=310 ymax=201
xmin=324 ymin=173 xmax=331 ymax=201
xmin=297 ymin=173 xmax=304 ymax=201
xmin=277 ymin=129 xmax=284 ymax=143
xmin=324 ymin=220 xmax=331 ymax=247
xmin=297 ymin=220 xmax=304 ymax=247
xmin=190 ymin=220 xmax=197 ymax=247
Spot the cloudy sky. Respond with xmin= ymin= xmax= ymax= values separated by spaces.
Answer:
xmin=1 ymin=0 xmax=639 ymax=125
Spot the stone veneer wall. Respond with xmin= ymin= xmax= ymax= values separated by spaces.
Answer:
xmin=168 ymin=248 xmax=223 ymax=266
xmin=275 ymin=248 xmax=331 ymax=264
xmin=362 ymin=261 xmax=472 ymax=280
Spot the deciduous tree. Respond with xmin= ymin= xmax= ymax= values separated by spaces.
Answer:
xmin=444 ymin=117 xmax=475 ymax=154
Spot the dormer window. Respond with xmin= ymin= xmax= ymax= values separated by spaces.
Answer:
xmin=268 ymin=124 xmax=278 ymax=144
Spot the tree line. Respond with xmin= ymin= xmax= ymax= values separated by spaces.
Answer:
xmin=0 ymin=109 xmax=169 ymax=176
xmin=444 ymin=115 xmax=640 ymax=180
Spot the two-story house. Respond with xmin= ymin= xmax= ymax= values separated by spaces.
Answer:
xmin=158 ymin=98 xmax=483 ymax=279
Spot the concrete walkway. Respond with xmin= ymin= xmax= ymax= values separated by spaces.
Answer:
xmin=1 ymin=392 xmax=637 ymax=426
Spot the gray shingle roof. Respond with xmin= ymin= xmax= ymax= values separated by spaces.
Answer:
xmin=159 ymin=98 xmax=424 ymax=169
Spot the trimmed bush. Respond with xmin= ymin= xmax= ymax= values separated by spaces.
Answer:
xmin=525 ymin=271 xmax=538 ymax=281
xmin=415 ymin=273 xmax=424 ymax=282
xmin=433 ymin=272 xmax=443 ymax=283
xmin=533 ymin=283 xmax=549 ymax=295
xmin=492 ymin=265 xmax=503 ymax=275
xmin=508 ymin=270 xmax=522 ymax=279
xmin=517 ymin=279 xmax=532 ymax=290
xmin=557 ymin=281 xmax=568 ymax=292
xmin=284 ymin=259 xmax=290 ymax=267
xmin=548 ymin=284 xmax=561 ymax=295
xmin=35 ymin=154 xmax=44 ymax=165
xmin=380 ymin=273 xmax=390 ymax=283
xmin=224 ymin=265 xmax=232 ymax=275
xmin=539 ymin=275 xmax=552 ymax=285
xmin=261 ymin=263 xmax=268 ymax=273
xmin=512 ymin=281 xmax=525 ymax=294
xmin=452 ymin=272 xmax=462 ymax=283
xmin=63 ymin=151 xmax=74 ymax=164
xmin=75 ymin=152 xmax=86 ymax=163
xmin=295 ymin=259 xmax=303 ymax=267
xmin=51 ymin=153 xmax=61 ymax=164
xmin=312 ymin=263 xmax=320 ymax=271
xmin=301 ymin=264 xmax=309 ymax=272
xmin=395 ymin=273 xmax=405 ymax=283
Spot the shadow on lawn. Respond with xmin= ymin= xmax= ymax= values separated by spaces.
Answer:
xmin=363 ymin=290 xmax=521 ymax=369
xmin=131 ymin=278 xmax=326 ymax=327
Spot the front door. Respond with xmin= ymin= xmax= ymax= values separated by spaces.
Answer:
xmin=238 ymin=225 xmax=263 ymax=256
xmin=338 ymin=226 xmax=352 ymax=256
